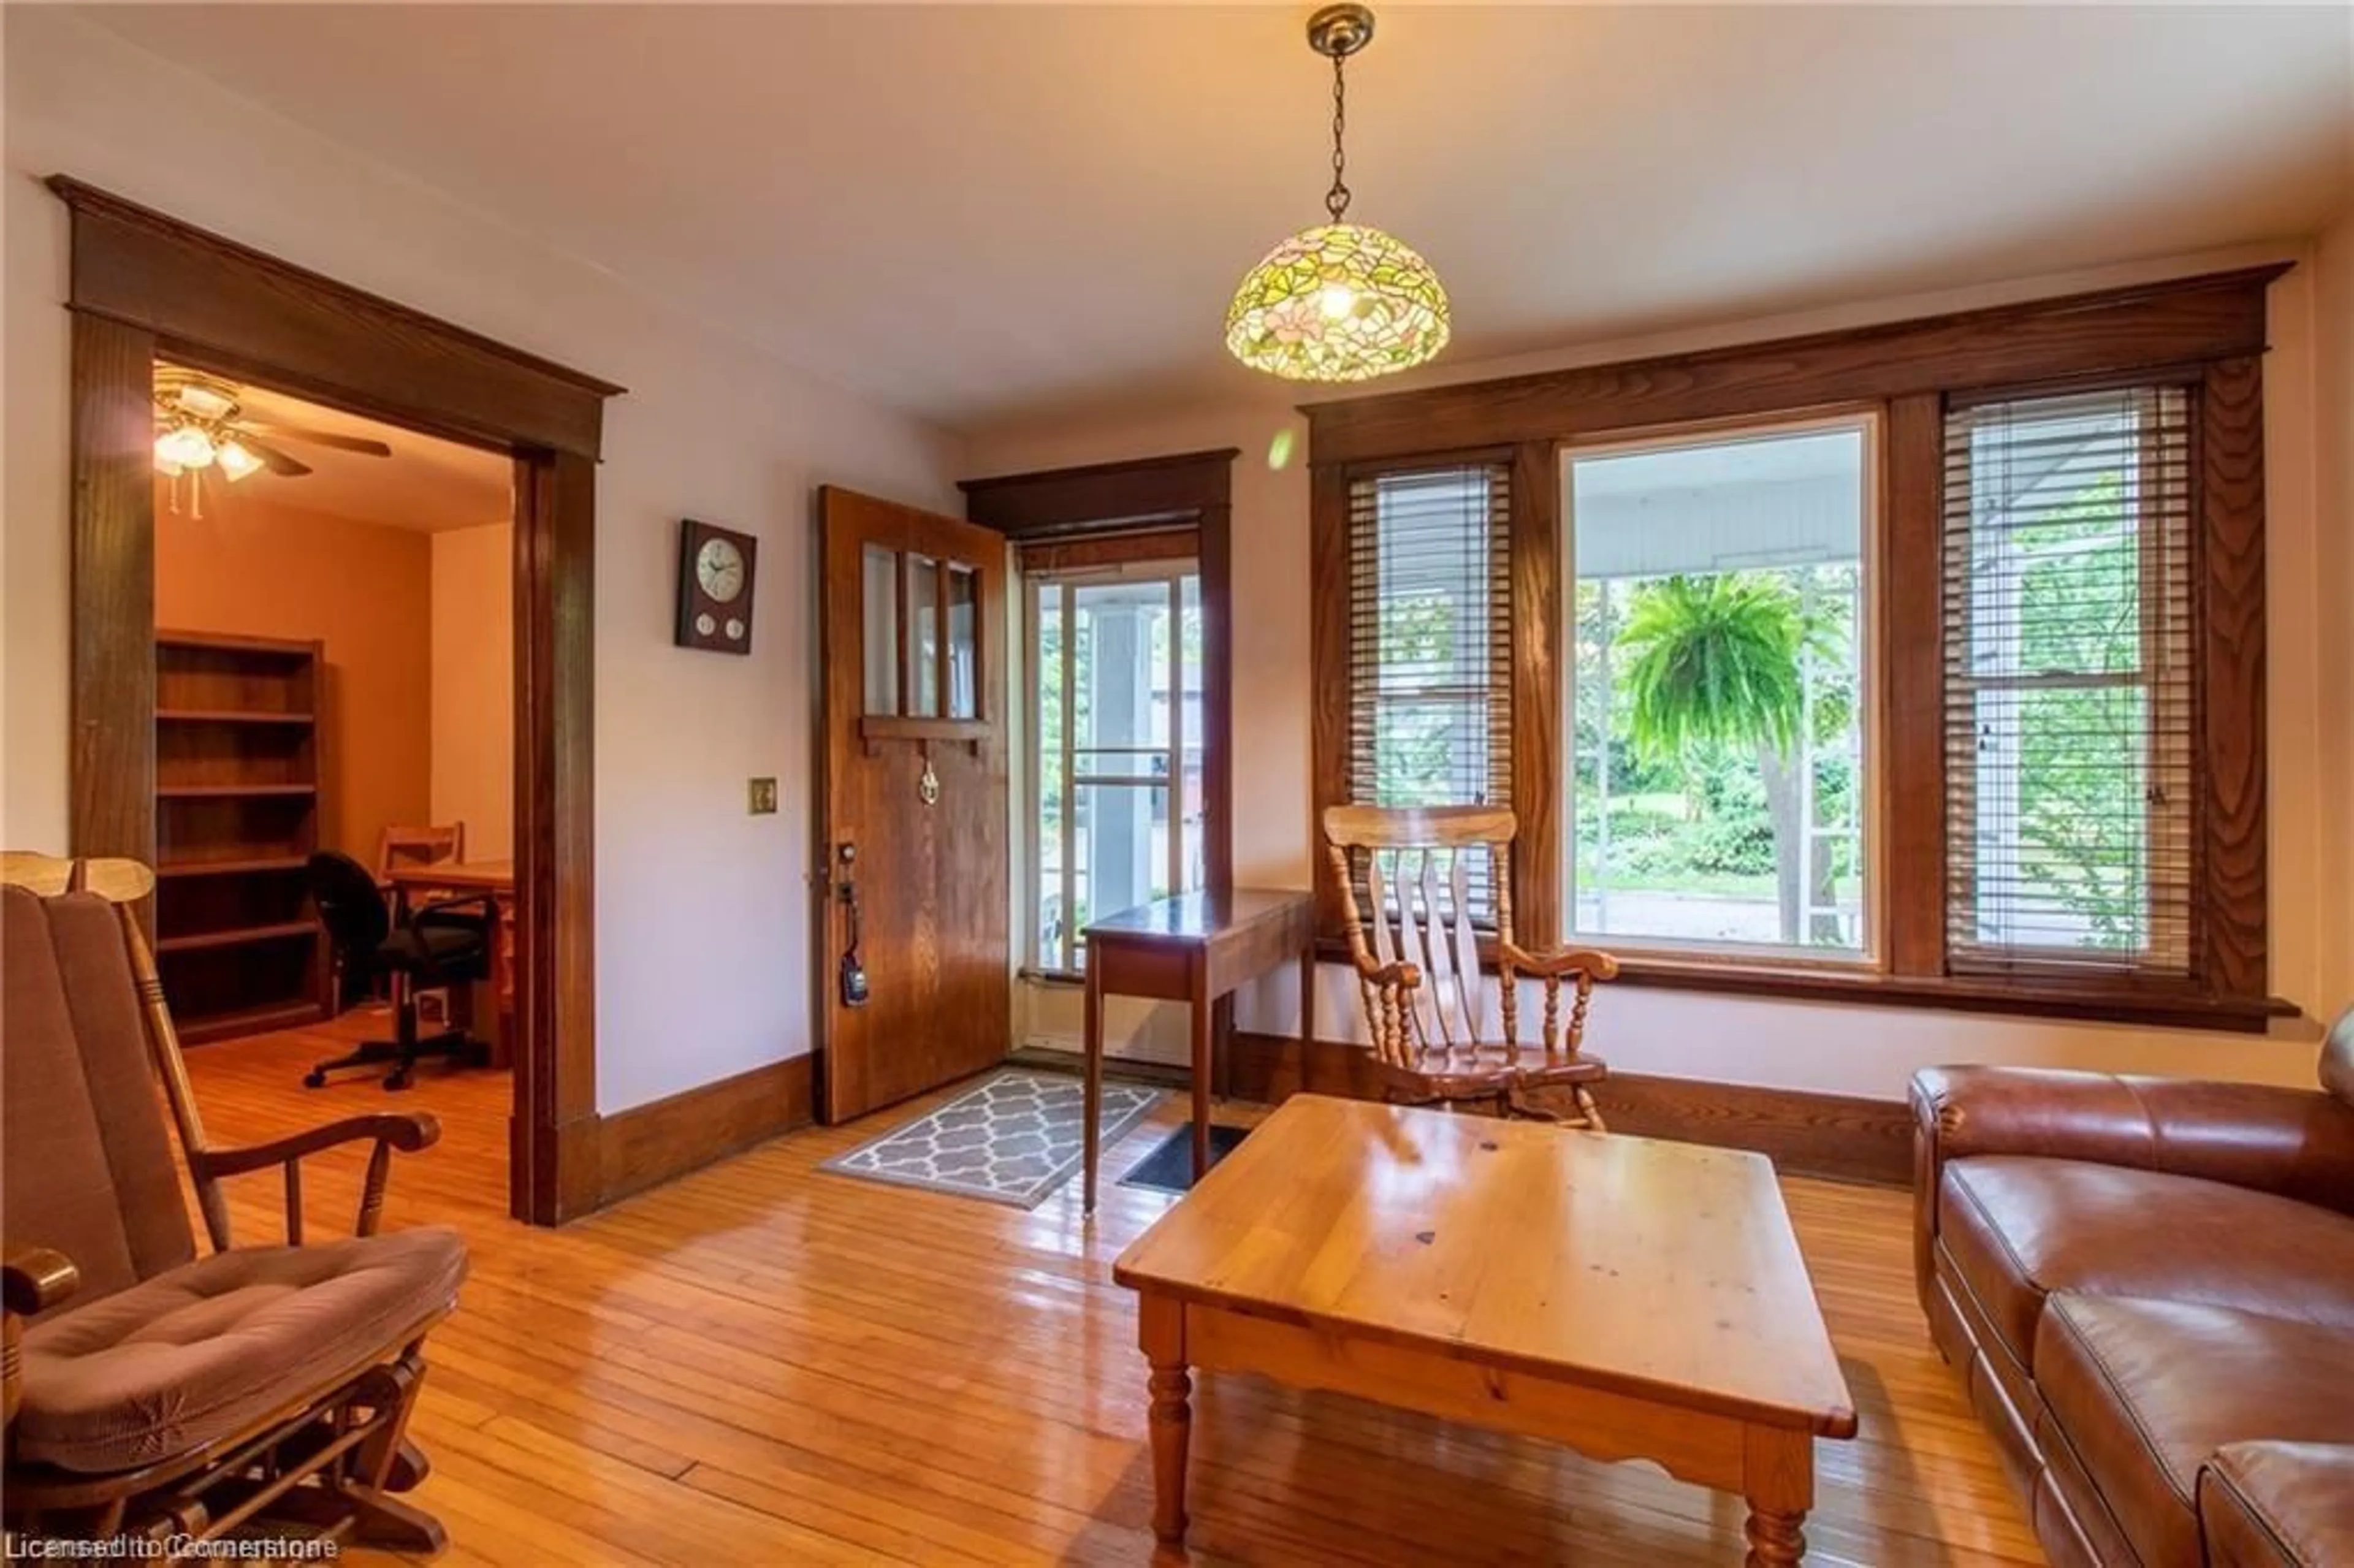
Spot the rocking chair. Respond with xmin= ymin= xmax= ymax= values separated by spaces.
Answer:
xmin=2 ymin=853 xmax=465 ymax=1558
xmin=1324 ymin=805 xmax=1617 ymax=1126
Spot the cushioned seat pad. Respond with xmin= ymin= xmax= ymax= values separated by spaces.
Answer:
xmin=2199 ymin=1442 xmax=2354 ymax=1567
xmin=1940 ymin=1157 xmax=2354 ymax=1370
xmin=17 ymin=1226 xmax=467 ymax=1474
xmin=2035 ymin=1296 xmax=2354 ymax=1568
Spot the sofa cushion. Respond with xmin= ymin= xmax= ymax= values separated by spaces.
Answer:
xmin=16 ymin=1226 xmax=467 ymax=1474
xmin=1939 ymin=1156 xmax=2354 ymax=1370
xmin=2199 ymin=1442 xmax=2354 ymax=1567
xmin=2035 ymin=1296 xmax=2354 ymax=1568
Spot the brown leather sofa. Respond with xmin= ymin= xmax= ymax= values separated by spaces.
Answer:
xmin=1912 ymin=1011 xmax=2354 ymax=1567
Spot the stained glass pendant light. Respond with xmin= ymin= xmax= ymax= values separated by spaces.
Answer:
xmin=1226 ymin=4 xmax=1449 ymax=383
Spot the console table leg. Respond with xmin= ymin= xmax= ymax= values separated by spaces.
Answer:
xmin=1140 ymin=1294 xmax=1190 ymax=1545
xmin=1743 ymin=1507 xmax=1805 ymax=1566
xmin=1083 ymin=957 xmax=1104 ymax=1214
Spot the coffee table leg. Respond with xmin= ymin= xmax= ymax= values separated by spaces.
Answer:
xmin=1743 ymin=1509 xmax=1805 ymax=1566
xmin=1742 ymin=1426 xmax=1811 ymax=1566
xmin=1140 ymin=1294 xmax=1191 ymax=1544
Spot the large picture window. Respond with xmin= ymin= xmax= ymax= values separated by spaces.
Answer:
xmin=1564 ymin=421 xmax=1873 ymax=958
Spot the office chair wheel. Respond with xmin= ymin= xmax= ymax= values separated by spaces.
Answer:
xmin=384 ymin=1070 xmax=414 ymax=1092
xmin=303 ymin=1069 xmax=327 ymax=1089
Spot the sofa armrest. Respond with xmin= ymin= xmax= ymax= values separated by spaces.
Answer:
xmin=1912 ymin=1065 xmax=2354 ymax=1216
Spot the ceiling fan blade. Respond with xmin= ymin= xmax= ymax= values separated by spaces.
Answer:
xmin=244 ymin=423 xmax=393 ymax=457
xmin=238 ymin=436 xmax=314 ymax=478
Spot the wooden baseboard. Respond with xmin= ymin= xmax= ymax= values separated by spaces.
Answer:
xmin=1228 ymin=1032 xmax=1910 ymax=1187
xmin=593 ymin=1055 xmax=815 ymax=1207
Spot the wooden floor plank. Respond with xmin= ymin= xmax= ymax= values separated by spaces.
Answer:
xmin=171 ymin=1014 xmax=2041 ymax=1566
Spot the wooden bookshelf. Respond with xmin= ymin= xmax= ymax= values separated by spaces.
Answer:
xmin=154 ymin=631 xmax=332 ymax=1045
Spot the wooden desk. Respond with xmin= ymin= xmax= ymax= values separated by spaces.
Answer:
xmin=1113 ymin=1095 xmax=1859 ymax=1559
xmin=1081 ymin=888 xmax=1315 ymax=1213
xmin=387 ymin=859 xmax=515 ymax=1067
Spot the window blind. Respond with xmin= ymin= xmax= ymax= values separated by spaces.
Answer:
xmin=1941 ymin=387 xmax=2195 ymax=974
xmin=1346 ymin=463 xmax=1513 ymax=918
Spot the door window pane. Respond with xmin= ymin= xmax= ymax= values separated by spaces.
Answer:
xmin=947 ymin=564 xmax=979 ymax=719
xmin=1565 ymin=424 xmax=1872 ymax=956
xmin=1035 ymin=588 xmax=1068 ymax=968
xmin=907 ymin=554 xmax=940 ymax=717
xmin=862 ymin=545 xmax=899 ymax=716
xmin=1026 ymin=565 xmax=1203 ymax=971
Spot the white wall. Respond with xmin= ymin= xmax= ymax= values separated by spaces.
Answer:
xmin=2 ymin=10 xmax=965 ymax=1113
xmin=429 ymin=522 xmax=514 ymax=864
xmin=973 ymin=244 xmax=2350 ymax=1100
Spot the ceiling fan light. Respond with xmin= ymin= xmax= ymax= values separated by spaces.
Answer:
xmin=216 ymin=438 xmax=264 ymax=482
xmin=1225 ymin=223 xmax=1450 ymax=383
xmin=155 ymin=424 xmax=216 ymax=470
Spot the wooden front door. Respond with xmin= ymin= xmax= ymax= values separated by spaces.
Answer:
xmin=817 ymin=487 xmax=1011 ymax=1122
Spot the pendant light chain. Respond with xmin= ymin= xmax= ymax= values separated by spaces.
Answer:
xmin=1325 ymin=51 xmax=1351 ymax=223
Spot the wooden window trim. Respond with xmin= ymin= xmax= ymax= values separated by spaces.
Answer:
xmin=1307 ymin=265 xmax=2291 ymax=1032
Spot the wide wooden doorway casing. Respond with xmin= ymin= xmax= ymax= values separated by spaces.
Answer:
xmin=51 ymin=178 xmax=622 ymax=1225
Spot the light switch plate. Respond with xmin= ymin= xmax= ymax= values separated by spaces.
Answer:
xmin=748 ymin=777 xmax=779 ymax=815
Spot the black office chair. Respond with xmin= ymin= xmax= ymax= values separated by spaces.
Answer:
xmin=304 ymin=850 xmax=495 ymax=1090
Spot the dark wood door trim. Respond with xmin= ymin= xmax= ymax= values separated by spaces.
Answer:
xmin=960 ymin=447 xmax=1241 ymax=537
xmin=50 ymin=177 xmax=622 ymax=1226
xmin=48 ymin=178 xmax=619 ymax=460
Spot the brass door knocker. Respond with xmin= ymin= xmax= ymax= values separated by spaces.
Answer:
xmin=918 ymin=758 xmax=941 ymax=807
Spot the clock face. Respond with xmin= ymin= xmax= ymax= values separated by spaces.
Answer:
xmin=695 ymin=612 xmax=716 ymax=636
xmin=696 ymin=536 xmax=746 ymax=603
xmin=725 ymin=617 xmax=745 ymax=642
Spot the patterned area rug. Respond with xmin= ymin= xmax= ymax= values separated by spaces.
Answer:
xmin=821 ymin=1070 xmax=1161 ymax=1208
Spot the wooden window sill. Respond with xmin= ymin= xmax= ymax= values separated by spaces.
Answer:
xmin=1311 ymin=934 xmax=2294 ymax=1033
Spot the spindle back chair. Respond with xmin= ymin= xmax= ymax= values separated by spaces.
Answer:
xmin=1324 ymin=805 xmax=1615 ymax=1125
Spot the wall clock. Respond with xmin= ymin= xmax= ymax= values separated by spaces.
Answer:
xmin=675 ymin=519 xmax=758 ymax=653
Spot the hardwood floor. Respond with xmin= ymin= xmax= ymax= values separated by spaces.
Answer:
xmin=180 ymin=1018 xmax=2039 ymax=1566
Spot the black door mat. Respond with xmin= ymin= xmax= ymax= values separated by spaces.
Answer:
xmin=1119 ymin=1122 xmax=1251 ymax=1195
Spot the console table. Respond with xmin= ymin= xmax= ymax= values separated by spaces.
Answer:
xmin=1081 ymin=888 xmax=1316 ymax=1212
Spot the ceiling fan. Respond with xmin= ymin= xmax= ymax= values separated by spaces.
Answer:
xmin=152 ymin=367 xmax=393 ymax=484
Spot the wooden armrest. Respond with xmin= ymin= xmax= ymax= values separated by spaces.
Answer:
xmin=1348 ymin=952 xmax=1423 ymax=989
xmin=4 ymin=1247 xmax=79 ymax=1316
xmin=197 ymin=1112 xmax=441 ymax=1179
xmin=1499 ymin=942 xmax=1621 ymax=981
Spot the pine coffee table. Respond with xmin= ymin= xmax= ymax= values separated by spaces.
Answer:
xmin=1112 ymin=1094 xmax=1857 ymax=1564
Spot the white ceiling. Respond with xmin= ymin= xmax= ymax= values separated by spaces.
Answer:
xmin=90 ymin=6 xmax=2353 ymax=434
xmin=156 ymin=371 xmax=512 ymax=533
